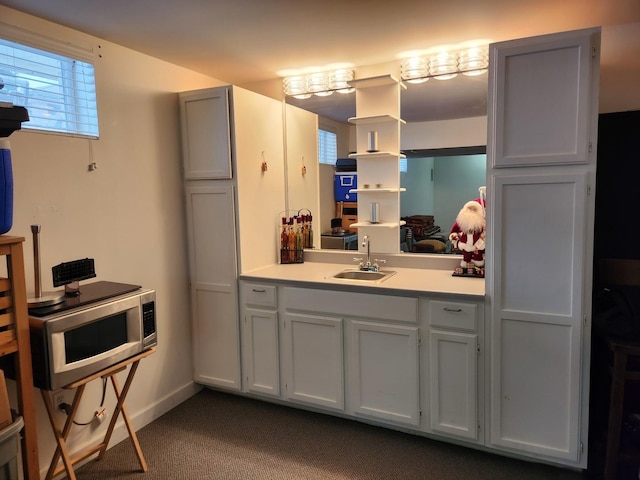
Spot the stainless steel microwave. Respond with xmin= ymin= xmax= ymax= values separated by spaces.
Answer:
xmin=28 ymin=284 xmax=157 ymax=391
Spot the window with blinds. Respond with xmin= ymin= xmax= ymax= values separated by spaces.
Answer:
xmin=0 ymin=35 xmax=99 ymax=138
xmin=318 ymin=128 xmax=337 ymax=165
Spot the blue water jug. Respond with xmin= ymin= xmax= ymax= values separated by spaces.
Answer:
xmin=0 ymin=139 xmax=13 ymax=235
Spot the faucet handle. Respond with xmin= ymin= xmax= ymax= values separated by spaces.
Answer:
xmin=353 ymin=257 xmax=364 ymax=264
xmin=374 ymin=258 xmax=386 ymax=265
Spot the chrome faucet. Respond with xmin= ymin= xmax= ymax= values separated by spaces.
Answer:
xmin=362 ymin=235 xmax=372 ymax=270
xmin=353 ymin=235 xmax=385 ymax=272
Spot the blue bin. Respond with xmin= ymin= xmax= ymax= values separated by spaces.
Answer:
xmin=334 ymin=172 xmax=357 ymax=202
xmin=0 ymin=141 xmax=13 ymax=235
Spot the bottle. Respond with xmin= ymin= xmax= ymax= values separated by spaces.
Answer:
xmin=280 ymin=217 xmax=288 ymax=263
xmin=288 ymin=217 xmax=296 ymax=263
xmin=308 ymin=215 xmax=314 ymax=249
xmin=296 ymin=216 xmax=303 ymax=262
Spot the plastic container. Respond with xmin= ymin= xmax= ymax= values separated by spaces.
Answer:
xmin=334 ymin=172 xmax=357 ymax=201
xmin=0 ymin=414 xmax=23 ymax=480
xmin=0 ymin=140 xmax=13 ymax=235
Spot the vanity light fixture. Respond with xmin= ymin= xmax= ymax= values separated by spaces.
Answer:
xmin=458 ymin=46 xmax=489 ymax=76
xmin=306 ymin=72 xmax=332 ymax=96
xmin=400 ymin=57 xmax=429 ymax=84
xmin=283 ymin=75 xmax=311 ymax=99
xmin=329 ymin=69 xmax=355 ymax=93
xmin=400 ymin=45 xmax=489 ymax=83
xmin=283 ymin=69 xmax=355 ymax=98
xmin=429 ymin=51 xmax=458 ymax=80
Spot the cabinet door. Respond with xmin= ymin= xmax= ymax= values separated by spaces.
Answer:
xmin=429 ymin=330 xmax=478 ymax=440
xmin=283 ymin=312 xmax=344 ymax=410
xmin=244 ymin=307 xmax=279 ymax=397
xmin=348 ymin=320 xmax=419 ymax=426
xmin=488 ymin=29 xmax=600 ymax=168
xmin=488 ymin=173 xmax=587 ymax=462
xmin=185 ymin=185 xmax=240 ymax=389
xmin=179 ymin=87 xmax=232 ymax=179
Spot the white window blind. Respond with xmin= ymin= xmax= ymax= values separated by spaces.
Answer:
xmin=318 ymin=128 xmax=337 ymax=165
xmin=0 ymin=33 xmax=99 ymax=138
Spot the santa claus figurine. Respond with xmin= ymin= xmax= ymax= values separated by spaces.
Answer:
xmin=449 ymin=200 xmax=486 ymax=277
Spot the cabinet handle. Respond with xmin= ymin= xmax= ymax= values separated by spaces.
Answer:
xmin=443 ymin=307 xmax=462 ymax=312
xmin=252 ymin=288 xmax=266 ymax=293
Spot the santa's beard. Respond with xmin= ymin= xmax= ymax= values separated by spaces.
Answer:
xmin=456 ymin=203 xmax=485 ymax=233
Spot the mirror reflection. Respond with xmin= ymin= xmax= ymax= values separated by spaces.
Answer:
xmin=286 ymin=74 xmax=488 ymax=254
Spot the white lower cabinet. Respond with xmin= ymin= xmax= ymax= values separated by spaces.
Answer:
xmin=428 ymin=330 xmax=478 ymax=440
xmin=347 ymin=320 xmax=420 ymax=426
xmin=238 ymin=283 xmax=486 ymax=450
xmin=240 ymin=283 xmax=280 ymax=397
xmin=423 ymin=298 xmax=483 ymax=443
xmin=283 ymin=312 xmax=344 ymax=410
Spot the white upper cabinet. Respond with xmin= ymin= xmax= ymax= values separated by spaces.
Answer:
xmin=179 ymin=88 xmax=232 ymax=179
xmin=489 ymin=29 xmax=600 ymax=168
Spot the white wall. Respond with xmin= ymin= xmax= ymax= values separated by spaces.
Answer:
xmin=1 ymin=6 xmax=225 ymax=475
xmin=401 ymin=116 xmax=488 ymax=150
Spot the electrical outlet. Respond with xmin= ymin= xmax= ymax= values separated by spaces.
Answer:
xmin=54 ymin=393 xmax=65 ymax=411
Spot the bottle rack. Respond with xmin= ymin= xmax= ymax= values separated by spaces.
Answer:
xmin=277 ymin=209 xmax=313 ymax=264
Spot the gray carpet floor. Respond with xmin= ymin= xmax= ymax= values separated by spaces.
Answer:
xmin=75 ymin=389 xmax=589 ymax=480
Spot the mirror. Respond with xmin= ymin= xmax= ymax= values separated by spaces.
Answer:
xmin=285 ymin=73 xmax=488 ymax=254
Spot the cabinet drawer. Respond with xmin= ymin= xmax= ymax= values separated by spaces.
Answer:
xmin=284 ymin=287 xmax=417 ymax=324
xmin=429 ymin=300 xmax=477 ymax=332
xmin=242 ymin=283 xmax=277 ymax=308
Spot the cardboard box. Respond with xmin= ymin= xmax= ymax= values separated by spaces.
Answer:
xmin=0 ymin=370 xmax=12 ymax=430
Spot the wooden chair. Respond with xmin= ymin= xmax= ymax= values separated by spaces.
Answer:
xmin=597 ymin=258 xmax=640 ymax=479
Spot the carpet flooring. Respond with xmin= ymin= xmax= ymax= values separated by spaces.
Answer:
xmin=75 ymin=388 xmax=590 ymax=480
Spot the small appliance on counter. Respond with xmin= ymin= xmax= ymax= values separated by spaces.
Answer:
xmin=0 ymin=222 xmax=159 ymax=390
xmin=26 ymin=282 xmax=157 ymax=390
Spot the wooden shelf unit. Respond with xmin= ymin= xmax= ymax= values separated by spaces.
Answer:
xmin=0 ymin=235 xmax=39 ymax=480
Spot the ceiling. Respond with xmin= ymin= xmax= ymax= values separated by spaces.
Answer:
xmin=2 ymin=0 xmax=640 ymax=122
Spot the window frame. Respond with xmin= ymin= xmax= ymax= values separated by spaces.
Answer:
xmin=0 ymin=21 xmax=99 ymax=138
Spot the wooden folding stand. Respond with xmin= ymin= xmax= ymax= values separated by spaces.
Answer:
xmin=41 ymin=348 xmax=155 ymax=480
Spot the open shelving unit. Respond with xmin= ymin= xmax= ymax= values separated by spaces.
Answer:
xmin=0 ymin=236 xmax=39 ymax=479
xmin=347 ymin=75 xmax=406 ymax=254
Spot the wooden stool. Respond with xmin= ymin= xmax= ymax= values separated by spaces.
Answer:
xmin=604 ymin=338 xmax=640 ymax=480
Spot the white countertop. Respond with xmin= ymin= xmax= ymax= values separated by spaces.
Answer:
xmin=240 ymin=261 xmax=485 ymax=299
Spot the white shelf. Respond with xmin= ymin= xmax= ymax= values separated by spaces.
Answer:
xmin=348 ymin=151 xmax=406 ymax=159
xmin=348 ymin=114 xmax=406 ymax=125
xmin=349 ymin=188 xmax=406 ymax=193
xmin=349 ymin=221 xmax=407 ymax=228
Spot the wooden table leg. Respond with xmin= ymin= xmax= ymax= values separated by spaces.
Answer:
xmin=42 ymin=387 xmax=86 ymax=480
xmin=604 ymin=349 xmax=627 ymax=480
xmin=98 ymin=359 xmax=148 ymax=472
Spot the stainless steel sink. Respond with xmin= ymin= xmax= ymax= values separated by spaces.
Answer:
xmin=332 ymin=269 xmax=396 ymax=283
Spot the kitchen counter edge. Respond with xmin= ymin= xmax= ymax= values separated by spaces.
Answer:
xmin=239 ymin=262 xmax=485 ymax=300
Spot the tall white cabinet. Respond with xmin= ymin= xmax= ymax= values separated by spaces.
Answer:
xmin=486 ymin=28 xmax=600 ymax=467
xmin=179 ymin=86 xmax=286 ymax=390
